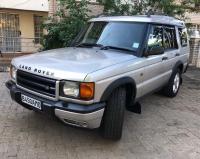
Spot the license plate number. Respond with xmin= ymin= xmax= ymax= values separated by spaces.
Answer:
xmin=21 ymin=94 xmax=42 ymax=110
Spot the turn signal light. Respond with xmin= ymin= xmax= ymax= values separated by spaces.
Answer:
xmin=80 ymin=83 xmax=94 ymax=100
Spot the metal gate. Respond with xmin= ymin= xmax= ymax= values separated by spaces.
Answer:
xmin=0 ymin=13 xmax=21 ymax=52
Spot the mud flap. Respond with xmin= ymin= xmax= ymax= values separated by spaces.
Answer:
xmin=127 ymin=102 xmax=141 ymax=114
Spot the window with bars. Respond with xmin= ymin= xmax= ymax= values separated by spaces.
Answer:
xmin=34 ymin=15 xmax=43 ymax=44
xmin=0 ymin=13 xmax=21 ymax=52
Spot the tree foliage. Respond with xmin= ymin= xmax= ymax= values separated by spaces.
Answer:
xmin=97 ymin=0 xmax=200 ymax=17
xmin=97 ymin=0 xmax=144 ymax=15
xmin=43 ymin=0 xmax=200 ymax=50
xmin=43 ymin=0 xmax=90 ymax=50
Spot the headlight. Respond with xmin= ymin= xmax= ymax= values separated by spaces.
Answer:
xmin=60 ymin=81 xmax=94 ymax=100
xmin=10 ymin=65 xmax=17 ymax=80
xmin=63 ymin=81 xmax=79 ymax=98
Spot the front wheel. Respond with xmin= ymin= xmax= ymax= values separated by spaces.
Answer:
xmin=163 ymin=69 xmax=181 ymax=97
xmin=100 ymin=87 xmax=126 ymax=140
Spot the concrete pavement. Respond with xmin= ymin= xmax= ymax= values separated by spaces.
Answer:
xmin=0 ymin=67 xmax=200 ymax=159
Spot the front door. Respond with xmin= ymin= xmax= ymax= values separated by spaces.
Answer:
xmin=140 ymin=25 xmax=167 ymax=97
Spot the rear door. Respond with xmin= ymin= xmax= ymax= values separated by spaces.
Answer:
xmin=161 ymin=25 xmax=180 ymax=83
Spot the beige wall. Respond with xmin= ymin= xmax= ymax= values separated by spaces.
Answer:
xmin=19 ymin=12 xmax=34 ymax=38
xmin=19 ymin=11 xmax=48 ymax=52
xmin=186 ymin=13 xmax=200 ymax=24
xmin=19 ymin=11 xmax=48 ymax=38
xmin=0 ymin=0 xmax=49 ymax=12
xmin=0 ymin=9 xmax=48 ymax=53
xmin=0 ymin=9 xmax=48 ymax=38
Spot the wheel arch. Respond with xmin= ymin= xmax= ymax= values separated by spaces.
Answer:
xmin=172 ymin=60 xmax=184 ymax=84
xmin=173 ymin=61 xmax=184 ymax=73
xmin=100 ymin=77 xmax=137 ymax=106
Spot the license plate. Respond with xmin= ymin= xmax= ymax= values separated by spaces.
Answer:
xmin=21 ymin=94 xmax=42 ymax=110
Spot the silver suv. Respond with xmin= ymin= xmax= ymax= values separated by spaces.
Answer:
xmin=6 ymin=15 xmax=190 ymax=140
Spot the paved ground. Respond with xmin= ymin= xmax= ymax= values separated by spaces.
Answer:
xmin=0 ymin=67 xmax=200 ymax=159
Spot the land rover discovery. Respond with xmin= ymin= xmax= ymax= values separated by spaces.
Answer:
xmin=6 ymin=15 xmax=189 ymax=140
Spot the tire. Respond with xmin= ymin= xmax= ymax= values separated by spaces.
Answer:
xmin=100 ymin=87 xmax=126 ymax=140
xmin=163 ymin=69 xmax=182 ymax=97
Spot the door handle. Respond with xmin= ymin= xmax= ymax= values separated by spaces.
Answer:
xmin=175 ymin=53 xmax=180 ymax=57
xmin=162 ymin=57 xmax=168 ymax=61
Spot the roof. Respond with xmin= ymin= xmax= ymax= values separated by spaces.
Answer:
xmin=90 ymin=15 xmax=185 ymax=27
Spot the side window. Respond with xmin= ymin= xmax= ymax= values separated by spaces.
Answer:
xmin=163 ymin=26 xmax=178 ymax=50
xmin=34 ymin=15 xmax=43 ymax=44
xmin=147 ymin=25 xmax=163 ymax=49
xmin=178 ymin=28 xmax=188 ymax=47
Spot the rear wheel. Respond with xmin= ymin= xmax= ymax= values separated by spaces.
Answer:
xmin=163 ymin=69 xmax=181 ymax=97
xmin=101 ymin=87 xmax=126 ymax=140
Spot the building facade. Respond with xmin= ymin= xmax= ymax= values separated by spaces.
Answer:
xmin=0 ymin=0 xmax=200 ymax=68
xmin=48 ymin=0 xmax=104 ymax=17
xmin=0 ymin=0 xmax=49 ymax=54
xmin=186 ymin=13 xmax=200 ymax=68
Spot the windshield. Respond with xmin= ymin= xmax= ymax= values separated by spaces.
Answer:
xmin=75 ymin=21 xmax=146 ymax=54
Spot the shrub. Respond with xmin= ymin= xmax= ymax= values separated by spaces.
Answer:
xmin=43 ymin=0 xmax=90 ymax=50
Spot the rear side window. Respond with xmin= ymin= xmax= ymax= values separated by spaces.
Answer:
xmin=147 ymin=25 xmax=163 ymax=48
xmin=178 ymin=28 xmax=188 ymax=47
xmin=163 ymin=26 xmax=178 ymax=50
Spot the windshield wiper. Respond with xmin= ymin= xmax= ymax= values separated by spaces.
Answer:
xmin=100 ymin=45 xmax=135 ymax=53
xmin=76 ymin=43 xmax=135 ymax=53
xmin=76 ymin=43 xmax=103 ymax=48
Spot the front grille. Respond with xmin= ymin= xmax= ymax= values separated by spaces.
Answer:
xmin=17 ymin=70 xmax=56 ymax=98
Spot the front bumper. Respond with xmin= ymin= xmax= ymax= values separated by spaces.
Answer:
xmin=6 ymin=80 xmax=105 ymax=129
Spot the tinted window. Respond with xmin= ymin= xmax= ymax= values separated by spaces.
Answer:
xmin=147 ymin=25 xmax=163 ymax=49
xmin=163 ymin=26 xmax=178 ymax=49
xmin=178 ymin=28 xmax=188 ymax=47
xmin=76 ymin=22 xmax=146 ymax=54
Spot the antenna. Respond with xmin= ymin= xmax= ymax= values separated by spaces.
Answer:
xmin=146 ymin=9 xmax=154 ymax=17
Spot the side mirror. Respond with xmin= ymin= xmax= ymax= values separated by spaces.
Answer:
xmin=148 ymin=46 xmax=164 ymax=56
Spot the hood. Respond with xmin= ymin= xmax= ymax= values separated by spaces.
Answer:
xmin=12 ymin=47 xmax=136 ymax=81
